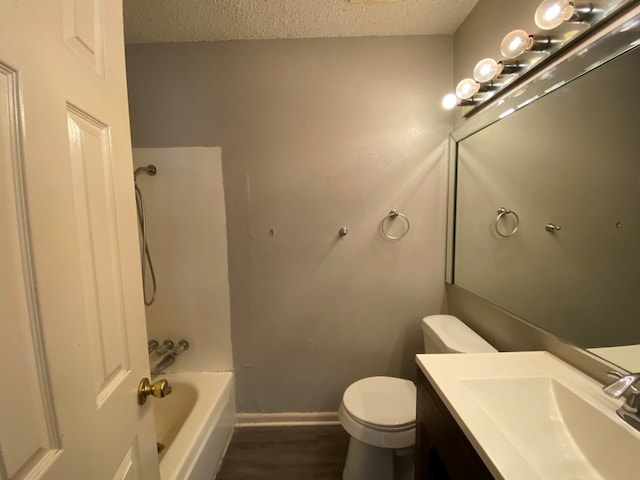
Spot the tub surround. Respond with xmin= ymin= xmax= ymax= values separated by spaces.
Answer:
xmin=133 ymin=147 xmax=233 ymax=374
xmin=133 ymin=148 xmax=236 ymax=479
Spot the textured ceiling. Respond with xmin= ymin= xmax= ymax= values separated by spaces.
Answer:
xmin=123 ymin=0 xmax=479 ymax=44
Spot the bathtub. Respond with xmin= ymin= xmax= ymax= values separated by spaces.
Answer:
xmin=153 ymin=372 xmax=235 ymax=480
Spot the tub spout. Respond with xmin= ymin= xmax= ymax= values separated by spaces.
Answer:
xmin=152 ymin=353 xmax=175 ymax=375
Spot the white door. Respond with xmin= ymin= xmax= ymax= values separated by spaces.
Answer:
xmin=0 ymin=1 xmax=160 ymax=479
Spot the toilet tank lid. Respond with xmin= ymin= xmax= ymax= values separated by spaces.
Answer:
xmin=422 ymin=314 xmax=497 ymax=353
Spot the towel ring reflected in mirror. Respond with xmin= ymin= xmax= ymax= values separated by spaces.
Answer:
xmin=495 ymin=207 xmax=520 ymax=238
xmin=381 ymin=209 xmax=410 ymax=240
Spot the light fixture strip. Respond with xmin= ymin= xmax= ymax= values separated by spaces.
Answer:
xmin=441 ymin=0 xmax=619 ymax=110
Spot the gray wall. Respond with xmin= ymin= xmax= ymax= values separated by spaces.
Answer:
xmin=126 ymin=36 xmax=453 ymax=412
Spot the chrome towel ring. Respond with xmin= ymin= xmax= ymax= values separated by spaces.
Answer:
xmin=495 ymin=207 xmax=519 ymax=238
xmin=381 ymin=209 xmax=410 ymax=240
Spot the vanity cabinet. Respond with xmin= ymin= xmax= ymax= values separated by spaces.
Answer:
xmin=415 ymin=367 xmax=494 ymax=480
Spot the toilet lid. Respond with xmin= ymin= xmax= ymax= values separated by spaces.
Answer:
xmin=342 ymin=376 xmax=416 ymax=428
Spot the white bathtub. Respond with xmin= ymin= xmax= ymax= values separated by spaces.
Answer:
xmin=153 ymin=372 xmax=235 ymax=480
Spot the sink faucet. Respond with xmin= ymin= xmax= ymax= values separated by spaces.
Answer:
xmin=152 ymin=340 xmax=190 ymax=376
xmin=602 ymin=371 xmax=640 ymax=431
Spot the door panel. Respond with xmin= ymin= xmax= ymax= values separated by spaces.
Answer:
xmin=0 ymin=61 xmax=61 ymax=480
xmin=67 ymin=106 xmax=131 ymax=406
xmin=63 ymin=0 xmax=106 ymax=76
xmin=113 ymin=440 xmax=142 ymax=480
xmin=0 ymin=1 xmax=159 ymax=478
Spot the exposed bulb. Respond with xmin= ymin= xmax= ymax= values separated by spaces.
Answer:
xmin=442 ymin=93 xmax=458 ymax=110
xmin=501 ymin=29 xmax=534 ymax=58
xmin=455 ymin=78 xmax=480 ymax=100
xmin=473 ymin=58 xmax=503 ymax=83
xmin=535 ymin=0 xmax=575 ymax=30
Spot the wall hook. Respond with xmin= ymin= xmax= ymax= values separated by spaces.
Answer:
xmin=545 ymin=223 xmax=562 ymax=232
xmin=338 ymin=227 xmax=348 ymax=237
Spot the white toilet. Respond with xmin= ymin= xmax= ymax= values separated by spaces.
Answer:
xmin=338 ymin=314 xmax=497 ymax=480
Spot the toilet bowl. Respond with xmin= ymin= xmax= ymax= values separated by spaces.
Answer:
xmin=339 ymin=314 xmax=496 ymax=480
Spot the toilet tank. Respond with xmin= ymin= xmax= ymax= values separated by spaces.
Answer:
xmin=422 ymin=314 xmax=497 ymax=353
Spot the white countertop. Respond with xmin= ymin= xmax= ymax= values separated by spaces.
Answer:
xmin=416 ymin=351 xmax=640 ymax=480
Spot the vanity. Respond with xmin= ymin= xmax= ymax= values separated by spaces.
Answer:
xmin=415 ymin=352 xmax=640 ymax=480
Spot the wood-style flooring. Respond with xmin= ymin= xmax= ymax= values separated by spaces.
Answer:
xmin=216 ymin=425 xmax=350 ymax=480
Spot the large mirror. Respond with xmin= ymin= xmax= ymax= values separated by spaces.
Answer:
xmin=451 ymin=13 xmax=640 ymax=372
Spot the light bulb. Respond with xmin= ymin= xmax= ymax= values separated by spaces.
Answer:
xmin=473 ymin=58 xmax=503 ymax=83
xmin=442 ymin=93 xmax=458 ymax=110
xmin=535 ymin=0 xmax=575 ymax=30
xmin=500 ymin=29 xmax=534 ymax=58
xmin=455 ymin=78 xmax=480 ymax=100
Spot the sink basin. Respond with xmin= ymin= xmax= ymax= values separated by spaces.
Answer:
xmin=463 ymin=376 xmax=639 ymax=479
xmin=416 ymin=352 xmax=640 ymax=480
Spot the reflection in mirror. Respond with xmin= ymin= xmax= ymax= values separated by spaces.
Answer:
xmin=454 ymin=44 xmax=640 ymax=372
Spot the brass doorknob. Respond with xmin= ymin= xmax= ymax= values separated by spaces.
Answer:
xmin=137 ymin=377 xmax=172 ymax=405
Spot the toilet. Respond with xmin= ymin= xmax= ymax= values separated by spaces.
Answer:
xmin=338 ymin=314 xmax=497 ymax=480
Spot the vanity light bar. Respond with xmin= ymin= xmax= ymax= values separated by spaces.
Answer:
xmin=441 ymin=0 xmax=610 ymax=110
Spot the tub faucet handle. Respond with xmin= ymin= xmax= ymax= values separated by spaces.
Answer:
xmin=156 ymin=339 xmax=174 ymax=356
xmin=173 ymin=340 xmax=190 ymax=356
xmin=148 ymin=339 xmax=159 ymax=354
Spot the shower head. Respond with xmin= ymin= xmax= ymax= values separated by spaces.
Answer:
xmin=134 ymin=164 xmax=157 ymax=180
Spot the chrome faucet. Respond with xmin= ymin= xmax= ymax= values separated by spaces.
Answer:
xmin=152 ymin=340 xmax=190 ymax=376
xmin=155 ymin=339 xmax=175 ymax=356
xmin=148 ymin=339 xmax=159 ymax=354
xmin=602 ymin=371 xmax=640 ymax=431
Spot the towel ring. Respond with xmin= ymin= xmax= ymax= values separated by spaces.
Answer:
xmin=381 ymin=209 xmax=410 ymax=240
xmin=495 ymin=207 xmax=519 ymax=238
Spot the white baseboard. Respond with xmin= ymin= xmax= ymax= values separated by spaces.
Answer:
xmin=236 ymin=412 xmax=340 ymax=428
